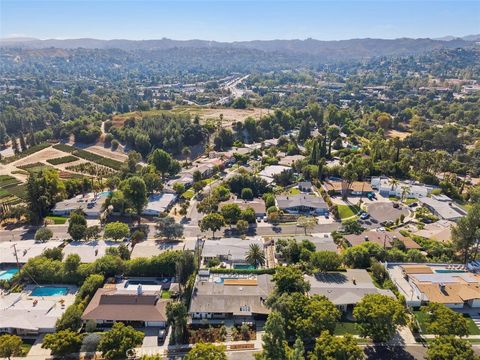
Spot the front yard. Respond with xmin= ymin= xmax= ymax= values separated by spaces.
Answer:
xmin=336 ymin=204 xmax=361 ymax=220
xmin=414 ymin=311 xmax=480 ymax=335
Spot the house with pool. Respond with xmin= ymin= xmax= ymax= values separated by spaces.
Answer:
xmin=386 ymin=263 xmax=480 ymax=308
xmin=189 ymin=271 xmax=274 ymax=325
xmin=200 ymin=237 xmax=265 ymax=269
xmin=82 ymin=283 xmax=170 ymax=328
xmin=0 ymin=285 xmax=76 ymax=336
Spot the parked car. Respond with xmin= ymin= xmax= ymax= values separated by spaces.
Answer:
xmin=360 ymin=212 xmax=370 ymax=220
xmin=158 ymin=328 xmax=167 ymax=344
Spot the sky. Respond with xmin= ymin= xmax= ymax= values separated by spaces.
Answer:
xmin=1 ymin=0 xmax=479 ymax=42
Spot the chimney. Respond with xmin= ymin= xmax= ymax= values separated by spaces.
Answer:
xmin=137 ymin=284 xmax=143 ymax=296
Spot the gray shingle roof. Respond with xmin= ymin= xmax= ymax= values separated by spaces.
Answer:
xmin=276 ymin=194 xmax=327 ymax=210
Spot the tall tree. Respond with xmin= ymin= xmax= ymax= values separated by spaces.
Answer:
xmin=245 ymin=243 xmax=266 ymax=268
xmin=353 ymin=294 xmax=406 ymax=342
xmin=426 ymin=336 xmax=477 ymax=360
xmin=421 ymin=303 xmax=469 ymax=337
xmin=149 ymin=149 xmax=172 ymax=179
xmin=258 ymin=311 xmax=287 ymax=360
xmin=122 ymin=176 xmax=148 ymax=225
xmin=97 ymin=322 xmax=144 ymax=360
xmin=166 ymin=302 xmax=188 ymax=344
xmin=309 ymin=331 xmax=365 ymax=360
xmin=156 ymin=216 xmax=184 ymax=241
xmin=0 ymin=334 xmax=23 ymax=360
xmin=42 ymin=329 xmax=83 ymax=356
xmin=199 ymin=213 xmax=225 ymax=238
xmin=452 ymin=203 xmax=480 ymax=263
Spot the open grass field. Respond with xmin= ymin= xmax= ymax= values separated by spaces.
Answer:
xmin=334 ymin=320 xmax=361 ymax=335
xmin=337 ymin=204 xmax=361 ymax=220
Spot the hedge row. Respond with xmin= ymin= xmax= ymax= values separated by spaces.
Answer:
xmin=47 ymin=155 xmax=79 ymax=165
xmin=1 ymin=143 xmax=51 ymax=164
xmin=53 ymin=144 xmax=123 ymax=170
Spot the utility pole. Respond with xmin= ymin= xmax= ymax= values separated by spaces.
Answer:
xmin=12 ymin=243 xmax=20 ymax=271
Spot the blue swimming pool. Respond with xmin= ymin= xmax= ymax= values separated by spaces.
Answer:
xmin=0 ymin=268 xmax=18 ymax=280
xmin=233 ymin=264 xmax=256 ymax=270
xmin=98 ymin=191 xmax=112 ymax=197
xmin=435 ymin=269 xmax=466 ymax=273
xmin=31 ymin=286 xmax=69 ymax=296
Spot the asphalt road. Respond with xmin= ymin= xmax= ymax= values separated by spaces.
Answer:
xmin=0 ymin=222 xmax=341 ymax=242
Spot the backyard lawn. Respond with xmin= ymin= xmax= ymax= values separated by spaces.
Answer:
xmin=334 ymin=320 xmax=361 ymax=335
xmin=289 ymin=187 xmax=301 ymax=195
xmin=336 ymin=204 xmax=361 ymax=220
xmin=182 ymin=189 xmax=195 ymax=200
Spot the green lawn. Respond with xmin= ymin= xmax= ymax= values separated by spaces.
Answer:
xmin=289 ymin=187 xmax=301 ymax=195
xmin=404 ymin=198 xmax=418 ymax=205
xmin=334 ymin=321 xmax=361 ymax=335
xmin=414 ymin=311 xmax=480 ymax=335
xmin=336 ymin=204 xmax=361 ymax=220
xmin=46 ymin=215 xmax=68 ymax=224
xmin=182 ymin=189 xmax=195 ymax=200
xmin=161 ymin=290 xmax=171 ymax=299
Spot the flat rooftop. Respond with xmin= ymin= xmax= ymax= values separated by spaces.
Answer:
xmin=0 ymin=240 xmax=63 ymax=264
xmin=201 ymin=237 xmax=264 ymax=262
xmin=63 ymin=240 xmax=122 ymax=263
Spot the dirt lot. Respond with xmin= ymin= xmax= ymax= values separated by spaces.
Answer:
xmin=83 ymin=145 xmax=128 ymax=162
xmin=12 ymin=146 xmax=70 ymax=167
xmin=109 ymin=106 xmax=271 ymax=129
xmin=386 ymin=129 xmax=411 ymax=140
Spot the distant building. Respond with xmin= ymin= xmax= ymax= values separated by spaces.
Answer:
xmin=259 ymin=165 xmax=291 ymax=184
xmin=324 ymin=180 xmax=372 ymax=196
xmin=189 ymin=272 xmax=273 ymax=324
xmin=276 ymin=194 xmax=328 ymax=215
xmin=278 ymin=155 xmax=305 ymax=167
xmin=371 ymin=177 xmax=436 ymax=199
xmin=305 ymin=269 xmax=395 ymax=312
xmin=418 ymin=195 xmax=467 ymax=221
xmin=142 ymin=193 xmax=177 ymax=216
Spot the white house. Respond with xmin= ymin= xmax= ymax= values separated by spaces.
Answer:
xmin=142 ymin=193 xmax=177 ymax=216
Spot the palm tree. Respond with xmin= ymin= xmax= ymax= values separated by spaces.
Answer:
xmin=389 ymin=178 xmax=399 ymax=191
xmin=182 ymin=146 xmax=191 ymax=166
xmin=245 ymin=243 xmax=266 ymax=268
xmin=400 ymin=185 xmax=411 ymax=203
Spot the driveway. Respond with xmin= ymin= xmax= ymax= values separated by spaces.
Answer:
xmin=365 ymin=202 xmax=409 ymax=224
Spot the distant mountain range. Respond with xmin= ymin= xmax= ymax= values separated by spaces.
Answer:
xmin=1 ymin=36 xmax=478 ymax=61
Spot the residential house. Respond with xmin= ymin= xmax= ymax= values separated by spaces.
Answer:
xmin=387 ymin=263 xmax=480 ymax=308
xmin=0 ymin=240 xmax=63 ymax=265
xmin=324 ymin=180 xmax=373 ymax=196
xmin=201 ymin=237 xmax=264 ymax=268
xmin=189 ymin=272 xmax=274 ymax=324
xmin=142 ymin=193 xmax=177 ymax=216
xmin=276 ymin=194 xmax=328 ymax=215
xmin=62 ymin=241 xmax=123 ymax=263
xmin=82 ymin=286 xmax=170 ymax=328
xmin=0 ymin=288 xmax=76 ymax=336
xmin=371 ymin=177 xmax=436 ymax=199
xmin=298 ymin=181 xmax=313 ymax=193
xmin=278 ymin=155 xmax=305 ymax=167
xmin=52 ymin=192 xmax=109 ymax=218
xmin=343 ymin=230 xmax=421 ymax=250
xmin=259 ymin=165 xmax=291 ymax=184
xmin=305 ymin=269 xmax=395 ymax=312
xmin=418 ymin=195 xmax=467 ymax=221
xmin=220 ymin=198 xmax=267 ymax=218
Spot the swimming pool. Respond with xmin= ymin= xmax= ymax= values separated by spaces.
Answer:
xmin=31 ymin=286 xmax=69 ymax=296
xmin=435 ymin=269 xmax=466 ymax=273
xmin=233 ymin=264 xmax=256 ymax=270
xmin=125 ymin=280 xmax=159 ymax=286
xmin=98 ymin=191 xmax=112 ymax=197
xmin=0 ymin=268 xmax=19 ymax=280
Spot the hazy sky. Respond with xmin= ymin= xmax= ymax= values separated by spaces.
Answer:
xmin=1 ymin=0 xmax=479 ymax=41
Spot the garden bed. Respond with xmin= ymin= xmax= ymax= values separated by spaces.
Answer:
xmin=231 ymin=324 xmax=256 ymax=341
xmin=187 ymin=324 xmax=227 ymax=343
